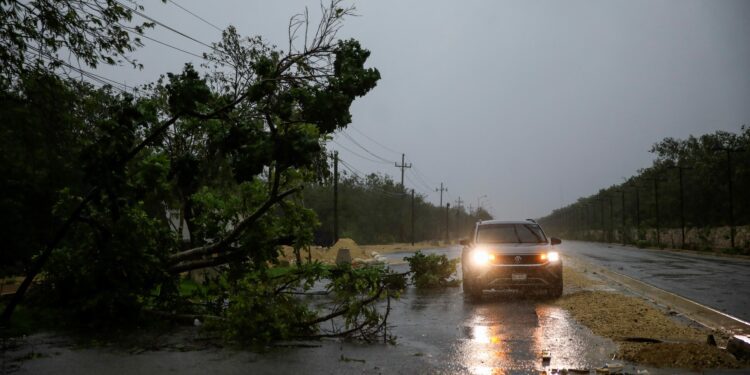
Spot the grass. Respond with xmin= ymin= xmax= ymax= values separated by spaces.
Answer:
xmin=0 ymin=303 xmax=47 ymax=338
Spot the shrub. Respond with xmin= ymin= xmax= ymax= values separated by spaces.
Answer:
xmin=403 ymin=251 xmax=460 ymax=288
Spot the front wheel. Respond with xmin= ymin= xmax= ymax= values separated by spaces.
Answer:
xmin=548 ymin=279 xmax=563 ymax=298
xmin=462 ymin=268 xmax=483 ymax=301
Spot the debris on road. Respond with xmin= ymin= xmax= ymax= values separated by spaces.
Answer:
xmin=707 ymin=333 xmax=717 ymax=346
xmin=727 ymin=335 xmax=750 ymax=361
xmin=619 ymin=342 xmax=740 ymax=369
xmin=557 ymin=266 xmax=744 ymax=370
xmin=594 ymin=362 xmax=623 ymax=374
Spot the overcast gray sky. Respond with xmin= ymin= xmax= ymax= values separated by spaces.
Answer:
xmin=103 ymin=0 xmax=750 ymax=219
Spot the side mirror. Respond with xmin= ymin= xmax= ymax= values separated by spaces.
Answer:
xmin=459 ymin=239 xmax=471 ymax=246
xmin=550 ymin=237 xmax=562 ymax=245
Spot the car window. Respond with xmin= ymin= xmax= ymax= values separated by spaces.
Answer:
xmin=517 ymin=224 xmax=546 ymax=243
xmin=476 ymin=224 xmax=547 ymax=244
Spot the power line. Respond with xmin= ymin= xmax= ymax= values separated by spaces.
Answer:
xmin=115 ymin=0 xmax=225 ymax=56
xmin=123 ymin=26 xmax=208 ymax=61
xmin=168 ymin=0 xmax=224 ymax=32
xmin=407 ymin=169 xmax=433 ymax=193
xmin=330 ymin=140 xmax=391 ymax=165
xmin=348 ymin=126 xmax=401 ymax=155
xmin=340 ymin=131 xmax=394 ymax=163
xmin=405 ymin=174 xmax=431 ymax=195
xmin=411 ymin=165 xmax=435 ymax=187
xmin=27 ymin=47 xmax=133 ymax=93
xmin=338 ymin=160 xmax=402 ymax=197
xmin=409 ymin=167 xmax=434 ymax=192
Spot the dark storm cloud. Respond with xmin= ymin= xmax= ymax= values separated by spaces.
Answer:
xmin=105 ymin=0 xmax=750 ymax=218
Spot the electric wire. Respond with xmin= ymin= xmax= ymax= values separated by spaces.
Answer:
xmin=168 ymin=0 xmax=224 ymax=32
xmin=27 ymin=47 xmax=133 ymax=93
xmin=339 ymin=131 xmax=394 ymax=163
xmin=411 ymin=165 xmax=436 ymax=188
xmin=115 ymin=0 xmax=226 ymax=56
xmin=348 ymin=126 xmax=401 ymax=155
xmin=330 ymin=139 xmax=391 ymax=165
xmin=338 ymin=159 xmax=403 ymax=197
xmin=407 ymin=170 xmax=434 ymax=193
xmin=404 ymin=174 xmax=431 ymax=195
xmin=123 ymin=26 xmax=208 ymax=60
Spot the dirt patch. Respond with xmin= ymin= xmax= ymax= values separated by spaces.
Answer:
xmin=562 ymin=265 xmax=603 ymax=289
xmin=359 ymin=241 xmax=445 ymax=254
xmin=619 ymin=342 xmax=740 ymax=369
xmin=278 ymin=238 xmax=373 ymax=264
xmin=557 ymin=290 xmax=703 ymax=341
xmin=556 ymin=288 xmax=742 ymax=369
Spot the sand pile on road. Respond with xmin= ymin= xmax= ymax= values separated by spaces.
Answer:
xmin=360 ymin=241 xmax=445 ymax=254
xmin=556 ymin=289 xmax=742 ymax=369
xmin=619 ymin=342 xmax=740 ymax=369
xmin=557 ymin=290 xmax=703 ymax=342
xmin=562 ymin=265 xmax=603 ymax=289
xmin=278 ymin=238 xmax=373 ymax=264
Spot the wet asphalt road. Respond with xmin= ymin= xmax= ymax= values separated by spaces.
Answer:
xmin=11 ymin=246 xmax=621 ymax=375
xmin=560 ymin=241 xmax=750 ymax=322
xmin=8 ymin=245 xmax=747 ymax=374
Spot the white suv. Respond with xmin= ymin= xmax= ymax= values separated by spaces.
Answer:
xmin=460 ymin=219 xmax=563 ymax=300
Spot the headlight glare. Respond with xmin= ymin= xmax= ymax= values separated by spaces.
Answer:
xmin=548 ymin=251 xmax=560 ymax=262
xmin=471 ymin=249 xmax=493 ymax=265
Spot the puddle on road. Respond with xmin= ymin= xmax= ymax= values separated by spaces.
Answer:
xmin=451 ymin=295 xmax=617 ymax=374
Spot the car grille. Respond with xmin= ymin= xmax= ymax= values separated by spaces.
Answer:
xmin=492 ymin=254 xmax=545 ymax=265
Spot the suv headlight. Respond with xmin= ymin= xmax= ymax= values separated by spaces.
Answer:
xmin=471 ymin=249 xmax=494 ymax=266
xmin=547 ymin=251 xmax=560 ymax=262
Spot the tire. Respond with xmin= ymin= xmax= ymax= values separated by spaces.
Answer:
xmin=548 ymin=279 xmax=563 ymax=298
xmin=462 ymin=267 xmax=483 ymax=301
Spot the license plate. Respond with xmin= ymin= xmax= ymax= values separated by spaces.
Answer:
xmin=512 ymin=273 xmax=527 ymax=281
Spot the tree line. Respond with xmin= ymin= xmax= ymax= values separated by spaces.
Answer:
xmin=538 ymin=128 xmax=750 ymax=251
xmin=303 ymin=171 xmax=493 ymax=245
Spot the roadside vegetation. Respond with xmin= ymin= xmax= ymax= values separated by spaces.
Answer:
xmin=0 ymin=0 xmax=414 ymax=346
xmin=403 ymin=251 xmax=460 ymax=288
xmin=303 ymin=175 xmax=492 ymax=245
xmin=559 ymin=264 xmax=746 ymax=370
xmin=539 ymin=128 xmax=750 ymax=253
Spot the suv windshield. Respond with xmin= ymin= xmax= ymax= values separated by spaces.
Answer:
xmin=476 ymin=223 xmax=547 ymax=244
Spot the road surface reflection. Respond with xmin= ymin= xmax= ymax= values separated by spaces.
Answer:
xmin=455 ymin=293 xmax=614 ymax=374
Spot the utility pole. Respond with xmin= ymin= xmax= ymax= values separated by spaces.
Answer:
xmin=411 ymin=189 xmax=415 ymax=246
xmin=618 ymin=189 xmax=625 ymax=245
xmin=456 ymin=197 xmax=464 ymax=238
xmin=394 ymin=153 xmax=411 ymax=243
xmin=668 ymin=165 xmax=692 ymax=249
xmin=642 ymin=176 xmax=664 ymax=247
xmin=713 ymin=147 xmax=745 ymax=249
xmin=477 ymin=195 xmax=487 ymax=213
xmin=435 ymin=183 xmax=447 ymax=241
xmin=394 ymin=153 xmax=412 ymax=189
xmin=653 ymin=178 xmax=660 ymax=247
xmin=632 ymin=185 xmax=641 ymax=241
xmin=608 ymin=196 xmax=614 ymax=243
xmin=445 ymin=203 xmax=451 ymax=243
xmin=435 ymin=183 xmax=447 ymax=208
xmin=333 ymin=151 xmax=339 ymax=243
xmin=594 ymin=198 xmax=604 ymax=242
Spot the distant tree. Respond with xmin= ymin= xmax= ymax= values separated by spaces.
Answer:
xmin=538 ymin=127 xmax=750 ymax=249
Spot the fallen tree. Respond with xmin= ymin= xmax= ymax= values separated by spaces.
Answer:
xmin=1 ymin=1 xmax=381 ymax=332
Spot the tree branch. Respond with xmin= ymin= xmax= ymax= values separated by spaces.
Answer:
xmin=168 ymin=235 xmax=295 ymax=274
xmin=168 ymin=186 xmax=301 ymax=264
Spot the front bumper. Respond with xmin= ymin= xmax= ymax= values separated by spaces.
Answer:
xmin=467 ymin=261 xmax=562 ymax=290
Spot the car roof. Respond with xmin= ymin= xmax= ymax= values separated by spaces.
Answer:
xmin=477 ymin=219 xmax=538 ymax=225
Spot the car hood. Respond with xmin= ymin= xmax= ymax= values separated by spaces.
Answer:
xmin=474 ymin=243 xmax=552 ymax=254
